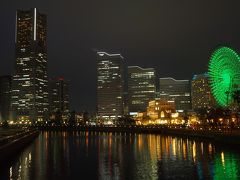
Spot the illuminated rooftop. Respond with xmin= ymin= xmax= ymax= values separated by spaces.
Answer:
xmin=128 ymin=66 xmax=155 ymax=71
xmin=159 ymin=77 xmax=189 ymax=82
xmin=97 ymin=52 xmax=124 ymax=59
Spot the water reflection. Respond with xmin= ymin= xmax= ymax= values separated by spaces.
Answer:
xmin=1 ymin=132 xmax=240 ymax=179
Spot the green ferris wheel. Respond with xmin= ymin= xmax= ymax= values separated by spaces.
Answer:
xmin=208 ymin=47 xmax=240 ymax=107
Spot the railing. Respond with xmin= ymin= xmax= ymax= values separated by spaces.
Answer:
xmin=0 ymin=128 xmax=37 ymax=147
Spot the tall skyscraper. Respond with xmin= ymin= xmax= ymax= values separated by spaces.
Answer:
xmin=128 ymin=66 xmax=156 ymax=114
xmin=97 ymin=52 xmax=124 ymax=122
xmin=49 ymin=77 xmax=70 ymax=120
xmin=159 ymin=77 xmax=191 ymax=111
xmin=191 ymin=73 xmax=215 ymax=110
xmin=0 ymin=76 xmax=12 ymax=122
xmin=11 ymin=8 xmax=48 ymax=122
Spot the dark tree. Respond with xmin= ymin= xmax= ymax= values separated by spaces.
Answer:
xmin=55 ymin=109 xmax=63 ymax=125
xmin=69 ymin=111 xmax=76 ymax=126
xmin=83 ymin=111 xmax=89 ymax=124
xmin=117 ymin=115 xmax=135 ymax=125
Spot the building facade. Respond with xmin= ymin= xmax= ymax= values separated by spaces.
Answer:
xmin=128 ymin=66 xmax=156 ymax=114
xmin=147 ymin=99 xmax=175 ymax=120
xmin=49 ymin=77 xmax=70 ymax=121
xmin=0 ymin=76 xmax=12 ymax=122
xmin=11 ymin=8 xmax=49 ymax=122
xmin=97 ymin=52 xmax=124 ymax=121
xmin=159 ymin=77 xmax=191 ymax=111
xmin=191 ymin=73 xmax=215 ymax=110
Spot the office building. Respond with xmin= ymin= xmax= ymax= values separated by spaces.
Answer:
xmin=11 ymin=8 xmax=48 ymax=122
xmin=49 ymin=77 xmax=70 ymax=120
xmin=97 ymin=52 xmax=124 ymax=121
xmin=159 ymin=77 xmax=191 ymax=111
xmin=0 ymin=76 xmax=12 ymax=121
xmin=128 ymin=66 xmax=156 ymax=114
xmin=191 ymin=73 xmax=215 ymax=110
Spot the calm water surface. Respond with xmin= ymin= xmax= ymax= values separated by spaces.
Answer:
xmin=1 ymin=131 xmax=240 ymax=179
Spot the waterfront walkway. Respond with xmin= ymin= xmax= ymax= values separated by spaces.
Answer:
xmin=0 ymin=127 xmax=39 ymax=160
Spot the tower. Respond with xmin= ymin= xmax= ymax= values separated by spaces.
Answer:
xmin=128 ymin=66 xmax=156 ymax=114
xmin=11 ymin=8 xmax=48 ymax=122
xmin=191 ymin=73 xmax=215 ymax=110
xmin=0 ymin=76 xmax=12 ymax=122
xmin=49 ymin=77 xmax=70 ymax=122
xmin=97 ymin=52 xmax=124 ymax=122
xmin=159 ymin=77 xmax=191 ymax=111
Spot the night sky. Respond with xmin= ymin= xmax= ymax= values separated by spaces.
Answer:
xmin=0 ymin=0 xmax=240 ymax=112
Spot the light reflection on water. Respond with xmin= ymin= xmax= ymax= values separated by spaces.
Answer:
xmin=1 ymin=131 xmax=240 ymax=179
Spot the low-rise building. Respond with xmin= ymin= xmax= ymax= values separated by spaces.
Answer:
xmin=147 ymin=99 xmax=175 ymax=121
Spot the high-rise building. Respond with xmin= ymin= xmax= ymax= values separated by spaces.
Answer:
xmin=49 ymin=77 xmax=70 ymax=120
xmin=97 ymin=52 xmax=124 ymax=121
xmin=191 ymin=73 xmax=215 ymax=110
xmin=0 ymin=76 xmax=12 ymax=122
xmin=159 ymin=77 xmax=191 ymax=111
xmin=11 ymin=8 xmax=48 ymax=122
xmin=128 ymin=66 xmax=156 ymax=114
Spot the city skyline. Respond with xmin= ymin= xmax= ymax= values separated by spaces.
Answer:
xmin=1 ymin=2 xmax=240 ymax=180
xmin=0 ymin=1 xmax=240 ymax=111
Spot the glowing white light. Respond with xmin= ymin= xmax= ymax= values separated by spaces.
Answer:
xmin=15 ymin=11 xmax=17 ymax=43
xmin=130 ymin=112 xmax=138 ymax=115
xmin=34 ymin=8 xmax=37 ymax=41
xmin=159 ymin=77 xmax=189 ymax=82
xmin=97 ymin=52 xmax=123 ymax=59
xmin=128 ymin=66 xmax=155 ymax=71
